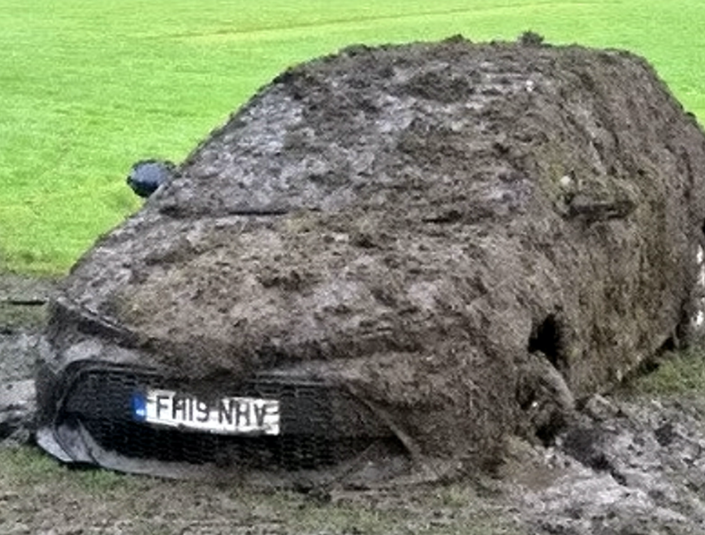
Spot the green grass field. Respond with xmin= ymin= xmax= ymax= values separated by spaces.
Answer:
xmin=2 ymin=0 xmax=705 ymax=274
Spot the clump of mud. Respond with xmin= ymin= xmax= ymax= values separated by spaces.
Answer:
xmin=50 ymin=37 xmax=705 ymax=474
xmin=0 ymin=274 xmax=53 ymax=443
xmin=504 ymin=393 xmax=705 ymax=534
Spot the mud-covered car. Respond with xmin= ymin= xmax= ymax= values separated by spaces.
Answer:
xmin=35 ymin=39 xmax=705 ymax=483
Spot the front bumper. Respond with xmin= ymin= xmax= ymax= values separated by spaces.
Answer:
xmin=36 ymin=360 xmax=396 ymax=479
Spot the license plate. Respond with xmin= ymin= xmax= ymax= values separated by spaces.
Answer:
xmin=131 ymin=389 xmax=280 ymax=435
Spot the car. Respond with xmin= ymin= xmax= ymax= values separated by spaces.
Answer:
xmin=35 ymin=39 xmax=705 ymax=483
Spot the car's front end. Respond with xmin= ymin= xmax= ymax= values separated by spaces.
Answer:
xmin=36 ymin=298 xmax=401 ymax=482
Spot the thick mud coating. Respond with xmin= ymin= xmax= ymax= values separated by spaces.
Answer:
xmin=49 ymin=38 xmax=705 ymax=475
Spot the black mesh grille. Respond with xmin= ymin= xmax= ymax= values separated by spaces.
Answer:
xmin=56 ymin=365 xmax=390 ymax=471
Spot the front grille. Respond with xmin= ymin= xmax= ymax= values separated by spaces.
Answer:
xmin=56 ymin=365 xmax=390 ymax=471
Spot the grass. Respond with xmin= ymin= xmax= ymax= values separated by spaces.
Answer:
xmin=621 ymin=346 xmax=705 ymax=397
xmin=0 ymin=446 xmax=525 ymax=534
xmin=1 ymin=0 xmax=705 ymax=274
xmin=0 ymin=446 xmax=132 ymax=491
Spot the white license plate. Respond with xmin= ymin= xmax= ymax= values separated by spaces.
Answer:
xmin=131 ymin=389 xmax=280 ymax=436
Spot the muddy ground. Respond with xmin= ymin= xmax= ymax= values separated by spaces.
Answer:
xmin=3 ymin=272 xmax=705 ymax=534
